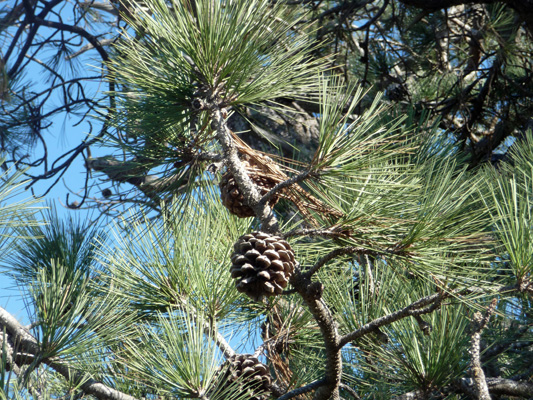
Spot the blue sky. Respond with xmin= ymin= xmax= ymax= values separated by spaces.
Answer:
xmin=0 ymin=1 xmax=114 ymax=324
xmin=0 ymin=122 xmax=96 ymax=324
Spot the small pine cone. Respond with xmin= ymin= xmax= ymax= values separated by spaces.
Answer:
xmin=213 ymin=354 xmax=271 ymax=400
xmin=219 ymin=162 xmax=279 ymax=218
xmin=230 ymin=232 xmax=296 ymax=301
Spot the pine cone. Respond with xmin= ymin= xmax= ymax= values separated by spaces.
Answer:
xmin=230 ymin=232 xmax=296 ymax=301
xmin=219 ymin=159 xmax=279 ymax=218
xmin=212 ymin=354 xmax=271 ymax=400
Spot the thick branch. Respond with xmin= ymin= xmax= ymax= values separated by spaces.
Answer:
xmin=485 ymin=378 xmax=533 ymax=398
xmin=0 ymin=330 xmax=20 ymax=374
xmin=459 ymin=378 xmax=533 ymax=398
xmin=290 ymin=268 xmax=342 ymax=400
xmin=398 ymin=0 xmax=498 ymax=9
xmin=469 ymin=299 xmax=498 ymax=400
xmin=482 ymin=324 xmax=530 ymax=360
xmin=0 ymin=307 xmax=138 ymax=400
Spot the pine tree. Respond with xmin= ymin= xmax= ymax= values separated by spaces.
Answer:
xmin=1 ymin=1 xmax=532 ymax=399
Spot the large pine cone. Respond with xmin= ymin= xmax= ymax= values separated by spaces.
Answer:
xmin=230 ymin=232 xmax=296 ymax=301
xmin=219 ymin=160 xmax=279 ymax=218
xmin=211 ymin=354 xmax=271 ymax=400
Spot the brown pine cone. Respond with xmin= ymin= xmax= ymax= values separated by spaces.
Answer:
xmin=211 ymin=354 xmax=271 ymax=400
xmin=219 ymin=160 xmax=279 ymax=218
xmin=230 ymin=232 xmax=296 ymax=301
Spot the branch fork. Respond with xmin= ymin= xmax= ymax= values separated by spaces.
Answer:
xmin=210 ymin=106 xmax=280 ymax=233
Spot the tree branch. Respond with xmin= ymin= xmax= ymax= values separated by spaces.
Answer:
xmin=29 ymin=15 xmax=110 ymax=63
xmin=283 ymin=227 xmax=351 ymax=239
xmin=276 ymin=378 xmax=327 ymax=400
xmin=390 ymin=390 xmax=425 ymax=400
xmin=0 ymin=330 xmax=21 ymax=374
xmin=398 ymin=0 xmax=498 ymax=10
xmin=339 ymin=383 xmax=361 ymax=400
xmin=304 ymin=247 xmax=367 ymax=278
xmin=259 ymin=170 xmax=312 ymax=206
xmin=0 ymin=306 xmax=139 ymax=400
xmin=469 ymin=298 xmax=498 ymax=400
xmin=79 ymin=1 xmax=120 ymax=16
xmin=459 ymin=378 xmax=533 ymax=398
xmin=289 ymin=266 xmax=342 ymax=400
xmin=210 ymin=107 xmax=280 ymax=233
xmin=485 ymin=378 xmax=533 ymax=398
xmin=338 ymin=292 xmax=445 ymax=349
xmin=397 ymin=0 xmax=533 ymax=34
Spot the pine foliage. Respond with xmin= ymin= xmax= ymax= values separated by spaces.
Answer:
xmin=1 ymin=1 xmax=533 ymax=400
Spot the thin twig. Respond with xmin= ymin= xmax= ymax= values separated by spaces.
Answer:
xmin=304 ymin=247 xmax=372 ymax=278
xmin=340 ymin=383 xmax=361 ymax=400
xmin=259 ymin=170 xmax=312 ymax=206
xmin=276 ymin=378 xmax=327 ymax=400
xmin=174 ymin=297 xmax=235 ymax=360
xmin=283 ymin=227 xmax=350 ymax=239
xmin=305 ymin=247 xmax=358 ymax=278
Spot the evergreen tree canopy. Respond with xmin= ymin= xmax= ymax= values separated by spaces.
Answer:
xmin=0 ymin=1 xmax=532 ymax=399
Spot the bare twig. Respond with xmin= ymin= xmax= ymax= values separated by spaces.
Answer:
xmin=283 ymin=227 xmax=350 ymax=239
xmin=339 ymin=383 xmax=361 ymax=400
xmin=259 ymin=170 xmax=312 ymax=206
xmin=276 ymin=378 xmax=327 ymax=400
xmin=414 ymin=315 xmax=432 ymax=336
xmin=338 ymin=292 xmax=445 ymax=348
xmin=66 ymin=38 xmax=115 ymax=60
xmin=304 ymin=247 xmax=361 ymax=278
